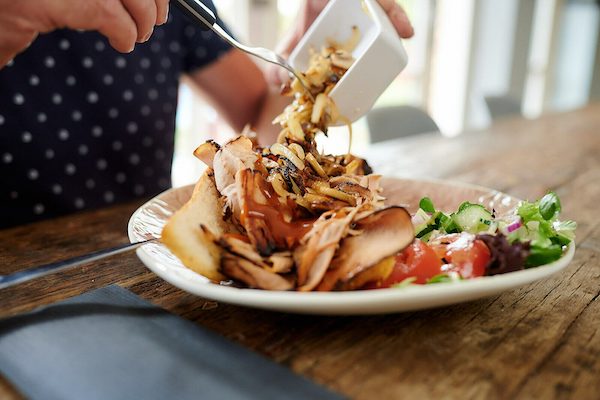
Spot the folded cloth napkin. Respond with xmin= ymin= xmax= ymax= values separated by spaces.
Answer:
xmin=0 ymin=285 xmax=343 ymax=400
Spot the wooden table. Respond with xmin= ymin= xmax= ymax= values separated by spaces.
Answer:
xmin=1 ymin=105 xmax=599 ymax=399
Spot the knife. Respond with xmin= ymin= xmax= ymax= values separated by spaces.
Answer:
xmin=0 ymin=239 xmax=158 ymax=290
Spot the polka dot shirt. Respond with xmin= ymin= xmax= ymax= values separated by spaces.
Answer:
xmin=0 ymin=4 xmax=232 ymax=229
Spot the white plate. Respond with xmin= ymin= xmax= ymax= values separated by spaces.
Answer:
xmin=128 ymin=178 xmax=575 ymax=315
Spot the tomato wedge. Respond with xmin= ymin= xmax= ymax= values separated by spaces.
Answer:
xmin=373 ymin=240 xmax=443 ymax=288
xmin=429 ymin=233 xmax=491 ymax=279
xmin=364 ymin=233 xmax=492 ymax=289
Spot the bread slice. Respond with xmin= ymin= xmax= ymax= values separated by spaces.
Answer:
xmin=161 ymin=169 xmax=228 ymax=281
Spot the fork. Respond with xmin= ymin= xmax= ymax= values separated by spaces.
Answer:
xmin=173 ymin=0 xmax=313 ymax=99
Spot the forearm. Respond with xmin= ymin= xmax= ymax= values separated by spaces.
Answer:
xmin=251 ymin=87 xmax=292 ymax=146
xmin=188 ymin=49 xmax=290 ymax=145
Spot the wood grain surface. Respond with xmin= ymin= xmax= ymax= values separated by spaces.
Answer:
xmin=1 ymin=105 xmax=599 ymax=399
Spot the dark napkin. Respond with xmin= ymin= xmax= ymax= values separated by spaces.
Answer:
xmin=0 ymin=285 xmax=342 ymax=400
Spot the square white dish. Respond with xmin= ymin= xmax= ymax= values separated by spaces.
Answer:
xmin=288 ymin=0 xmax=409 ymax=124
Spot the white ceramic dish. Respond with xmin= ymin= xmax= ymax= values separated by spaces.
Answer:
xmin=128 ymin=177 xmax=575 ymax=315
xmin=288 ymin=0 xmax=408 ymax=125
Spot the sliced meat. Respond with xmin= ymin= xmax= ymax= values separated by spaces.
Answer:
xmin=213 ymin=136 xmax=258 ymax=216
xmin=218 ymin=233 xmax=294 ymax=273
xmin=317 ymin=206 xmax=414 ymax=291
xmin=359 ymin=175 xmax=382 ymax=195
xmin=217 ymin=234 xmax=269 ymax=268
xmin=295 ymin=207 xmax=360 ymax=291
xmin=267 ymin=252 xmax=294 ymax=273
xmin=221 ymin=253 xmax=294 ymax=291
xmin=193 ymin=140 xmax=221 ymax=168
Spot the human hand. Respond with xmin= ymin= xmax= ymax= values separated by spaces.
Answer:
xmin=267 ymin=0 xmax=414 ymax=85
xmin=0 ymin=0 xmax=170 ymax=67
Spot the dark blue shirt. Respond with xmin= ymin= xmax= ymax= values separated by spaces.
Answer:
xmin=0 ymin=7 xmax=232 ymax=228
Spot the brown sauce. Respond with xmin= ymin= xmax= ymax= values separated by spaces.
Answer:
xmin=241 ymin=171 xmax=314 ymax=249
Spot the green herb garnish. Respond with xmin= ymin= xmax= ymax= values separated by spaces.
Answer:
xmin=419 ymin=197 xmax=436 ymax=213
xmin=539 ymin=192 xmax=561 ymax=220
xmin=391 ymin=277 xmax=417 ymax=288
xmin=426 ymin=274 xmax=463 ymax=284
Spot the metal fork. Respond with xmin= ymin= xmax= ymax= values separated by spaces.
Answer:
xmin=173 ymin=0 xmax=314 ymax=99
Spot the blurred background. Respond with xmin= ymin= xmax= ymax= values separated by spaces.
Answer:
xmin=173 ymin=0 xmax=600 ymax=186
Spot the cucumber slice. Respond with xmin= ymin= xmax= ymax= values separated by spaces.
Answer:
xmin=415 ymin=210 xmax=441 ymax=238
xmin=452 ymin=203 xmax=493 ymax=233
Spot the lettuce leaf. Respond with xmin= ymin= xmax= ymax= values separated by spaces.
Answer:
xmin=515 ymin=192 xmax=575 ymax=266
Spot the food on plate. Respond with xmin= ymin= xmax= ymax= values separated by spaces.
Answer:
xmin=161 ymin=34 xmax=576 ymax=291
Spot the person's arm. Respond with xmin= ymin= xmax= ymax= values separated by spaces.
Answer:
xmin=187 ymin=49 xmax=288 ymax=144
xmin=0 ymin=0 xmax=169 ymax=67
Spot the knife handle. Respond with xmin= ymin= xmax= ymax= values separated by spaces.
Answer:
xmin=173 ymin=0 xmax=217 ymax=30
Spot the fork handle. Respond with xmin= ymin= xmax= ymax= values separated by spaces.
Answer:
xmin=173 ymin=0 xmax=217 ymax=29
xmin=0 ymin=239 xmax=158 ymax=290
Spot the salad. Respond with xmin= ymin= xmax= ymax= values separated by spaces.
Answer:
xmin=356 ymin=192 xmax=577 ymax=289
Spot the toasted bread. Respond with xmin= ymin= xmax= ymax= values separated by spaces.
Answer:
xmin=161 ymin=169 xmax=228 ymax=281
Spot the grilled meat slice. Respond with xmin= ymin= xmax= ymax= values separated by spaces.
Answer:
xmin=221 ymin=253 xmax=294 ymax=291
xmin=217 ymin=234 xmax=269 ymax=268
xmin=267 ymin=252 xmax=294 ymax=274
xmin=218 ymin=234 xmax=294 ymax=273
xmin=193 ymin=140 xmax=221 ymax=168
xmin=213 ymin=137 xmax=258 ymax=217
xmin=317 ymin=206 xmax=414 ymax=291
xmin=295 ymin=207 xmax=360 ymax=291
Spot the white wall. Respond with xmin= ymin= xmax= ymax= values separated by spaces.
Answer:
xmin=428 ymin=0 xmax=476 ymax=136
xmin=549 ymin=0 xmax=600 ymax=110
xmin=467 ymin=0 xmax=520 ymax=129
